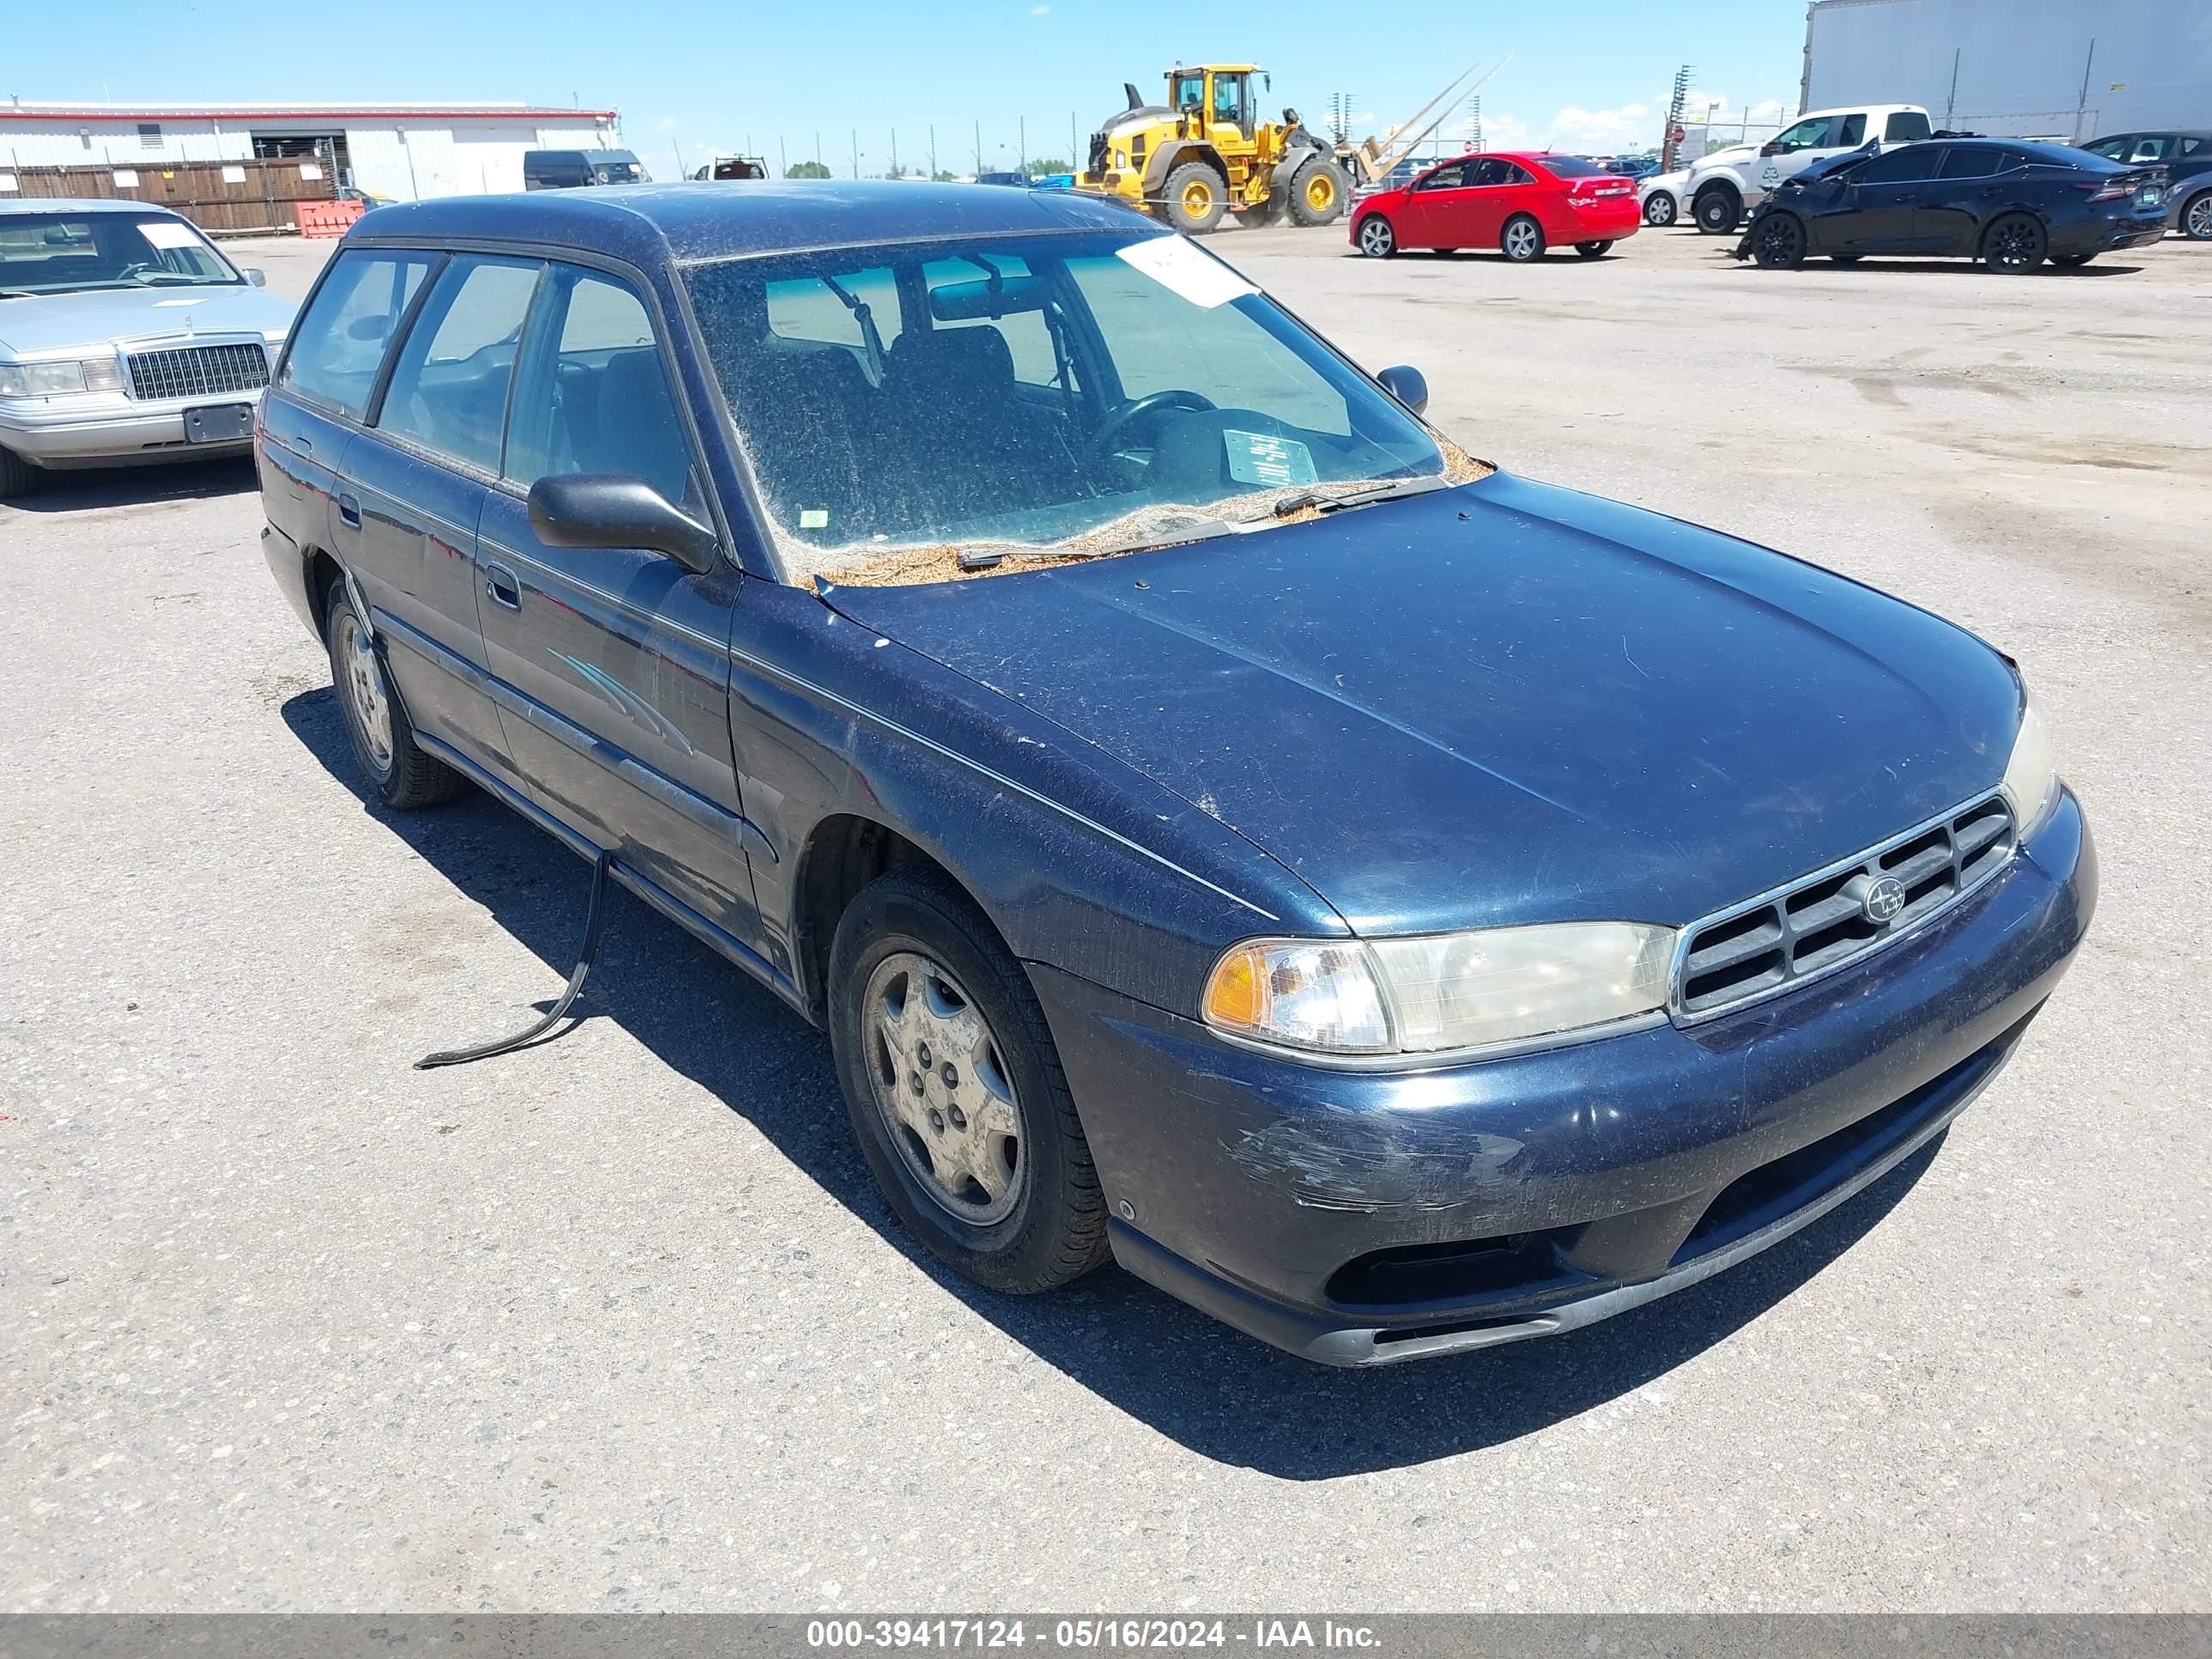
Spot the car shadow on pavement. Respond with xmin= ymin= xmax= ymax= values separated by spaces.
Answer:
xmin=283 ymin=684 xmax=1948 ymax=1479
xmin=2 ymin=456 xmax=258 ymax=514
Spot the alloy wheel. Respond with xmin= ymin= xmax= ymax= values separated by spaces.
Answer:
xmin=1504 ymin=219 xmax=1540 ymax=260
xmin=336 ymin=610 xmax=394 ymax=772
xmin=2186 ymin=193 xmax=2212 ymax=240
xmin=1754 ymin=215 xmax=1804 ymax=268
xmin=1358 ymin=216 xmax=1395 ymax=257
xmin=1984 ymin=213 xmax=2046 ymax=272
xmin=864 ymin=951 xmax=1024 ymax=1226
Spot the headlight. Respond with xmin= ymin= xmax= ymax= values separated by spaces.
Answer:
xmin=0 ymin=356 xmax=119 ymax=397
xmin=1203 ymin=922 xmax=1675 ymax=1059
xmin=1999 ymin=690 xmax=2060 ymax=837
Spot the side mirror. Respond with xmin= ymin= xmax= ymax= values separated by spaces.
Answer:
xmin=245 ymin=268 xmax=268 ymax=288
xmin=347 ymin=314 xmax=389 ymax=342
xmin=527 ymin=474 xmax=719 ymax=574
xmin=1376 ymin=364 xmax=1428 ymax=416
xmin=1760 ymin=142 xmax=1782 ymax=157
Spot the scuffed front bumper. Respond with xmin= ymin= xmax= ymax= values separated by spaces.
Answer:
xmin=1031 ymin=790 xmax=2095 ymax=1365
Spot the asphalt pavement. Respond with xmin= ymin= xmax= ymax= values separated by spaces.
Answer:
xmin=3 ymin=219 xmax=2208 ymax=1613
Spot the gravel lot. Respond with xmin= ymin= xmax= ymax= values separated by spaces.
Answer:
xmin=4 ymin=219 xmax=2208 ymax=1613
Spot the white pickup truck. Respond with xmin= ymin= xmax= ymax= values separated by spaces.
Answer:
xmin=1687 ymin=105 xmax=1936 ymax=233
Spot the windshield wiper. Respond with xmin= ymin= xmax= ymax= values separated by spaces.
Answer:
xmin=1247 ymin=474 xmax=1454 ymax=520
xmin=957 ymin=516 xmax=1237 ymax=570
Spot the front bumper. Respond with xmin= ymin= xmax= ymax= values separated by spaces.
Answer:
xmin=0 ymin=392 xmax=261 ymax=468
xmin=1032 ymin=790 xmax=2094 ymax=1364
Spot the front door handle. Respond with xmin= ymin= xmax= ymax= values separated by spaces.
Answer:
xmin=483 ymin=562 xmax=522 ymax=611
xmin=337 ymin=492 xmax=361 ymax=528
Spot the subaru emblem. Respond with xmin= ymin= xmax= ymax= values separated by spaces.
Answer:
xmin=1860 ymin=875 xmax=1906 ymax=925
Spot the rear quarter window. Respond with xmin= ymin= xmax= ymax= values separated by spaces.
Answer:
xmin=278 ymin=249 xmax=437 ymax=420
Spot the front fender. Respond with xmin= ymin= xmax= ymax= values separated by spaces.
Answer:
xmin=726 ymin=577 xmax=1346 ymax=1017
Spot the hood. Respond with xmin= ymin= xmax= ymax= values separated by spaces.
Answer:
xmin=0 ymin=283 xmax=295 ymax=356
xmin=1689 ymin=145 xmax=1758 ymax=174
xmin=822 ymin=474 xmax=2021 ymax=937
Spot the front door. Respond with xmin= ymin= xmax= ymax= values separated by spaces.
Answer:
xmin=475 ymin=260 xmax=762 ymax=946
xmin=1827 ymin=143 xmax=1944 ymax=252
xmin=1399 ymin=159 xmax=1474 ymax=246
xmin=337 ymin=251 xmax=542 ymax=774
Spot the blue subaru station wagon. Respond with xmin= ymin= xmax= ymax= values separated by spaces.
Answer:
xmin=256 ymin=184 xmax=2094 ymax=1365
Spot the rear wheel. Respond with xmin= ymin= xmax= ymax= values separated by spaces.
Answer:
xmin=1288 ymin=159 xmax=1349 ymax=226
xmin=1356 ymin=214 xmax=1396 ymax=258
xmin=1982 ymin=211 xmax=2047 ymax=273
xmin=2180 ymin=190 xmax=2212 ymax=240
xmin=829 ymin=868 xmax=1109 ymax=1295
xmin=0 ymin=445 xmax=39 ymax=501
xmin=1161 ymin=161 xmax=1227 ymax=234
xmin=1644 ymin=192 xmax=1676 ymax=227
xmin=1694 ymin=186 xmax=1741 ymax=234
xmin=325 ymin=585 xmax=466 ymax=810
xmin=1574 ymin=240 xmax=1613 ymax=258
xmin=1501 ymin=214 xmax=1546 ymax=262
xmin=1752 ymin=212 xmax=1808 ymax=269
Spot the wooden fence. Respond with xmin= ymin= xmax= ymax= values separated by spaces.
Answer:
xmin=0 ymin=157 xmax=336 ymax=235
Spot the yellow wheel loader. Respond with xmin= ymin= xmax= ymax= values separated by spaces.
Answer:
xmin=1079 ymin=64 xmax=1352 ymax=234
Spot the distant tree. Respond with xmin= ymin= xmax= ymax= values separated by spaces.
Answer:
xmin=1026 ymin=156 xmax=1072 ymax=175
xmin=932 ymin=169 xmax=959 ymax=182
xmin=786 ymin=160 xmax=832 ymax=179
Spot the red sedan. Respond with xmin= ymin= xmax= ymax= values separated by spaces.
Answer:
xmin=1350 ymin=152 xmax=1642 ymax=261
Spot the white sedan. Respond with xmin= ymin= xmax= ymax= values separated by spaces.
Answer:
xmin=1638 ymin=170 xmax=1689 ymax=227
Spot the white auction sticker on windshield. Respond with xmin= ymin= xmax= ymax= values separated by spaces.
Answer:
xmin=1223 ymin=429 xmax=1317 ymax=488
xmin=138 ymin=221 xmax=205 ymax=250
xmin=1115 ymin=235 xmax=1258 ymax=308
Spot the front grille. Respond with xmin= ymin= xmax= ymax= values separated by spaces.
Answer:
xmin=125 ymin=342 xmax=270 ymax=402
xmin=1673 ymin=793 xmax=2015 ymax=1021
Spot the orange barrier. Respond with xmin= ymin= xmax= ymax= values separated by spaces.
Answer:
xmin=294 ymin=198 xmax=368 ymax=239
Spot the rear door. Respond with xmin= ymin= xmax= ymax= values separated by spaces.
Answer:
xmin=340 ymin=252 xmax=544 ymax=775
xmin=475 ymin=259 xmax=761 ymax=945
xmin=1490 ymin=160 xmax=1550 ymax=238
xmin=1917 ymin=143 xmax=2017 ymax=252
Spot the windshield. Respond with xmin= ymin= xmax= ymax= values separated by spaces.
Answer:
xmin=683 ymin=229 xmax=1469 ymax=584
xmin=0 ymin=211 xmax=240 ymax=295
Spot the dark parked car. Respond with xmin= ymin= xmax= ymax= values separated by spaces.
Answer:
xmin=1736 ymin=137 xmax=2169 ymax=270
xmin=523 ymin=149 xmax=649 ymax=190
xmin=2080 ymin=131 xmax=2212 ymax=238
xmin=257 ymin=184 xmax=2093 ymax=1365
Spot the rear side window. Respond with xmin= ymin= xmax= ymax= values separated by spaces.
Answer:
xmin=1540 ymin=156 xmax=1608 ymax=179
xmin=505 ymin=265 xmax=695 ymax=507
xmin=1938 ymin=145 xmax=2004 ymax=179
xmin=279 ymin=249 xmax=435 ymax=419
xmin=375 ymin=255 xmax=542 ymax=474
xmin=2182 ymin=137 xmax=2206 ymax=156
xmin=1837 ymin=114 xmax=1867 ymax=146
xmin=1884 ymin=112 xmax=1932 ymax=143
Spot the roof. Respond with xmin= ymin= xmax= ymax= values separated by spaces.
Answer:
xmin=0 ymin=196 xmax=185 ymax=217
xmin=346 ymin=180 xmax=1161 ymax=265
xmin=0 ymin=101 xmax=617 ymax=124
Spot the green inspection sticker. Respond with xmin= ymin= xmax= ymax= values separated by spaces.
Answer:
xmin=1222 ymin=428 xmax=1317 ymax=488
xmin=799 ymin=508 xmax=830 ymax=530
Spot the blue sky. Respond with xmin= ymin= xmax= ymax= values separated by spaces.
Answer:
xmin=13 ymin=0 xmax=1808 ymax=172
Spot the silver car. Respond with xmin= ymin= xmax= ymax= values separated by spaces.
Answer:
xmin=0 ymin=198 xmax=296 ymax=498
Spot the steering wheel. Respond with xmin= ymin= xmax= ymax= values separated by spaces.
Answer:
xmin=1086 ymin=389 xmax=1217 ymax=462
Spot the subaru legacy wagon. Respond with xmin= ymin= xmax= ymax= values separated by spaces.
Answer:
xmin=256 ymin=184 xmax=2094 ymax=1365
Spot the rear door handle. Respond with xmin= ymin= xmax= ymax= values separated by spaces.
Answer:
xmin=483 ymin=562 xmax=521 ymax=610
xmin=337 ymin=492 xmax=361 ymax=528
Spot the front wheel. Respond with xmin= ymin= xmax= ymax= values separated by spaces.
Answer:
xmin=1574 ymin=240 xmax=1613 ymax=258
xmin=1161 ymin=161 xmax=1227 ymax=234
xmin=1982 ymin=211 xmax=2048 ymax=273
xmin=1752 ymin=212 xmax=1807 ymax=269
xmin=829 ymin=868 xmax=1109 ymax=1295
xmin=1644 ymin=193 xmax=1676 ymax=227
xmin=0 ymin=444 xmax=39 ymax=501
xmin=1288 ymin=158 xmax=1349 ymax=227
xmin=1501 ymin=215 xmax=1546 ymax=262
xmin=1694 ymin=188 xmax=1741 ymax=234
xmin=1356 ymin=214 xmax=1396 ymax=258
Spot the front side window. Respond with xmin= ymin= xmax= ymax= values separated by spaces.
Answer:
xmin=505 ymin=265 xmax=695 ymax=507
xmin=1175 ymin=75 xmax=1204 ymax=112
xmin=684 ymin=230 xmax=1451 ymax=581
xmin=2084 ymin=137 xmax=2130 ymax=160
xmin=375 ymin=255 xmax=541 ymax=473
xmin=1771 ymin=117 xmax=1836 ymax=153
xmin=2126 ymin=137 xmax=2172 ymax=162
xmin=279 ymin=249 xmax=435 ymax=419
xmin=1855 ymin=144 xmax=1943 ymax=184
xmin=1417 ymin=162 xmax=1468 ymax=191
xmin=0 ymin=210 xmax=239 ymax=295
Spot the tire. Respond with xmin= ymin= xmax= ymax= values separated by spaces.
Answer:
xmin=1694 ymin=186 xmax=1741 ymax=234
xmin=2180 ymin=190 xmax=2212 ymax=240
xmin=1752 ymin=212 xmax=1808 ymax=269
xmin=1829 ymin=252 xmax=1863 ymax=263
xmin=2051 ymin=252 xmax=2096 ymax=267
xmin=1355 ymin=214 xmax=1396 ymax=258
xmin=1982 ymin=211 xmax=2048 ymax=273
xmin=1643 ymin=192 xmax=1676 ymax=227
xmin=1161 ymin=161 xmax=1227 ymax=234
xmin=1501 ymin=214 xmax=1546 ymax=262
xmin=0 ymin=444 xmax=40 ymax=501
xmin=325 ymin=584 xmax=467 ymax=810
xmin=1574 ymin=240 xmax=1613 ymax=258
xmin=1287 ymin=158 xmax=1349 ymax=227
xmin=828 ymin=867 xmax=1109 ymax=1296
